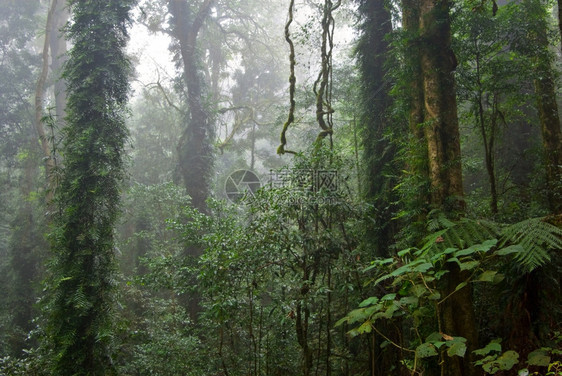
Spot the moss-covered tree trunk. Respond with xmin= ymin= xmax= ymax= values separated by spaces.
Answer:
xmin=403 ymin=0 xmax=425 ymax=139
xmin=418 ymin=0 xmax=478 ymax=374
xmin=356 ymin=0 xmax=404 ymax=373
xmin=419 ymin=0 xmax=463 ymax=215
xmin=533 ymin=42 xmax=562 ymax=215
xmin=45 ymin=0 xmax=135 ymax=374
xmin=535 ymin=75 xmax=562 ymax=215
xmin=167 ymin=0 xmax=214 ymax=322
xmin=168 ymin=0 xmax=215 ymax=214
xmin=356 ymin=0 xmax=396 ymax=257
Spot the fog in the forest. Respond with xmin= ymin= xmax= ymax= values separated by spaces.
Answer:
xmin=1 ymin=0 xmax=561 ymax=375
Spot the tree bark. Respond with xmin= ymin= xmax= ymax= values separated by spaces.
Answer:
xmin=49 ymin=0 xmax=68 ymax=123
xmin=168 ymin=0 xmax=215 ymax=214
xmin=521 ymin=0 xmax=562 ymax=214
xmin=35 ymin=0 xmax=59 ymax=203
xmin=357 ymin=0 xmax=397 ymax=258
xmin=403 ymin=0 xmax=425 ymax=139
xmin=419 ymin=0 xmax=464 ymax=214
xmin=534 ymin=70 xmax=562 ymax=215
xmin=558 ymin=0 xmax=562 ymax=52
xmin=418 ymin=1 xmax=478 ymax=375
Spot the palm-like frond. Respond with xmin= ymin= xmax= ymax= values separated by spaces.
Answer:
xmin=499 ymin=217 xmax=562 ymax=271
xmin=420 ymin=211 xmax=500 ymax=254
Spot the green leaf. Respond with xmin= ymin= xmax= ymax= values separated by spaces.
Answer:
xmin=454 ymin=281 xmax=468 ymax=292
xmin=411 ymin=284 xmax=427 ymax=297
xmin=447 ymin=341 xmax=467 ymax=357
xmin=416 ymin=342 xmax=438 ymax=358
xmin=433 ymin=341 xmax=446 ymax=349
xmin=359 ymin=296 xmax=379 ymax=308
xmin=476 ymin=270 xmax=498 ymax=282
xmin=344 ymin=308 xmax=369 ymax=324
xmin=526 ymin=349 xmax=550 ymax=366
xmin=400 ymin=296 xmax=419 ymax=306
xmin=356 ymin=320 xmax=373 ymax=334
xmin=434 ymin=270 xmax=449 ymax=279
xmin=496 ymin=350 xmax=519 ymax=370
xmin=381 ymin=293 xmax=396 ymax=301
xmin=473 ymin=339 xmax=502 ymax=356
xmin=496 ymin=244 xmax=524 ymax=256
xmin=428 ymin=291 xmax=441 ymax=300
xmin=413 ymin=262 xmax=433 ymax=273
xmin=398 ymin=248 xmax=413 ymax=257
xmin=382 ymin=301 xmax=401 ymax=318
xmin=455 ymin=248 xmax=478 ymax=257
xmin=334 ymin=317 xmax=347 ymax=327
xmin=425 ymin=332 xmax=443 ymax=342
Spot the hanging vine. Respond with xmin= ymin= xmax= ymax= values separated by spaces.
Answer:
xmin=314 ymin=0 xmax=340 ymax=148
xmin=278 ymin=0 xmax=340 ymax=155
xmin=277 ymin=0 xmax=297 ymax=155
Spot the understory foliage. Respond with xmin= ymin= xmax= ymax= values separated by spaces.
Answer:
xmin=115 ymin=150 xmax=376 ymax=376
xmin=338 ymin=212 xmax=562 ymax=375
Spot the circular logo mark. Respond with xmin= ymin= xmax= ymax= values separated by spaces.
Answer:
xmin=224 ymin=169 xmax=261 ymax=203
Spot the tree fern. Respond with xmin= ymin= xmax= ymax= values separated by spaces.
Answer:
xmin=420 ymin=213 xmax=562 ymax=271
xmin=499 ymin=217 xmax=562 ymax=271
xmin=420 ymin=211 xmax=500 ymax=255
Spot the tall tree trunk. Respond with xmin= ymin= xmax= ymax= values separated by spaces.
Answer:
xmin=403 ymin=0 xmax=425 ymax=139
xmin=168 ymin=0 xmax=215 ymax=214
xmin=521 ymin=0 xmax=562 ymax=215
xmin=558 ymin=0 xmax=562 ymax=51
xmin=419 ymin=0 xmax=464 ymax=215
xmin=49 ymin=0 xmax=68 ymax=123
xmin=45 ymin=1 xmax=135 ymax=373
xmin=356 ymin=1 xmax=402 ymax=374
xmin=418 ymin=0 xmax=478 ymax=375
xmin=168 ymin=0 xmax=215 ymax=321
xmin=7 ymin=141 xmax=44 ymax=356
xmin=35 ymin=0 xmax=68 ymax=205
xmin=35 ymin=0 xmax=59 ymax=203
xmin=357 ymin=0 xmax=396 ymax=258
xmin=403 ymin=0 xmax=431 ymax=235
xmin=534 ymin=67 xmax=562 ymax=215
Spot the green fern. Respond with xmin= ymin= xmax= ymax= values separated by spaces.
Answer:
xmin=499 ymin=217 xmax=562 ymax=272
xmin=420 ymin=211 xmax=500 ymax=255
xmin=418 ymin=213 xmax=562 ymax=271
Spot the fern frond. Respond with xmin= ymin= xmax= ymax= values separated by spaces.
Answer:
xmin=420 ymin=217 xmax=500 ymax=255
xmin=499 ymin=217 xmax=562 ymax=271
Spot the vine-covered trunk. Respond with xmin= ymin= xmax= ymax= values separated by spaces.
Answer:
xmin=45 ymin=0 xmax=135 ymax=374
xmin=402 ymin=0 xmax=430 ymax=227
xmin=168 ymin=0 xmax=214 ymax=214
xmin=418 ymin=0 xmax=478 ymax=374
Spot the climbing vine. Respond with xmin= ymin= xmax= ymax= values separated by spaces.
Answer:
xmin=278 ymin=0 xmax=340 ymax=155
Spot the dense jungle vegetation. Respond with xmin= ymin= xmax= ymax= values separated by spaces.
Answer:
xmin=0 ymin=0 xmax=561 ymax=375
